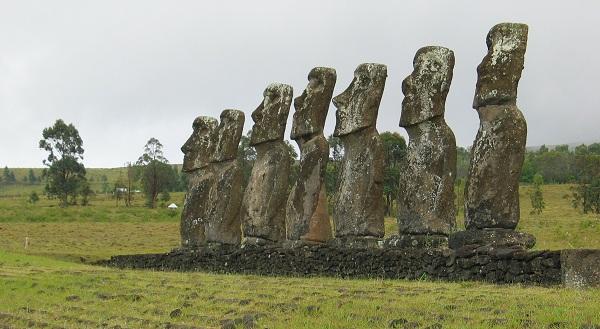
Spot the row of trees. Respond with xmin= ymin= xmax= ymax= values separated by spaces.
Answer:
xmin=0 ymin=167 xmax=40 ymax=185
xmin=521 ymin=144 xmax=600 ymax=184
xmin=37 ymin=120 xmax=184 ymax=208
xmin=27 ymin=119 xmax=600 ymax=215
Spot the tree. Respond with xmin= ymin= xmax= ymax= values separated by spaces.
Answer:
xmin=325 ymin=135 xmax=343 ymax=208
xmin=454 ymin=178 xmax=465 ymax=216
xmin=456 ymin=147 xmax=471 ymax=180
xmin=100 ymin=174 xmax=110 ymax=194
xmin=79 ymin=179 xmax=93 ymax=206
xmin=27 ymin=169 xmax=38 ymax=184
xmin=237 ymin=131 xmax=256 ymax=188
xmin=285 ymin=140 xmax=299 ymax=192
xmin=380 ymin=132 xmax=407 ymax=216
xmin=529 ymin=173 xmax=545 ymax=215
xmin=159 ymin=190 xmax=171 ymax=204
xmin=39 ymin=119 xmax=87 ymax=207
xmin=28 ymin=191 xmax=40 ymax=204
xmin=2 ymin=166 xmax=16 ymax=184
xmin=136 ymin=138 xmax=175 ymax=208
xmin=571 ymin=154 xmax=600 ymax=214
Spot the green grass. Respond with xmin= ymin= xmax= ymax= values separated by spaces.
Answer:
xmin=1 ymin=250 xmax=599 ymax=328
xmin=0 ymin=183 xmax=599 ymax=328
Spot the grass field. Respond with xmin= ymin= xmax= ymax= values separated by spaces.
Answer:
xmin=1 ymin=182 xmax=599 ymax=328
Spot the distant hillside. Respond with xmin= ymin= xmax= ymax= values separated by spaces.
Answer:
xmin=526 ymin=140 xmax=600 ymax=152
xmin=1 ymin=165 xmax=183 ymax=197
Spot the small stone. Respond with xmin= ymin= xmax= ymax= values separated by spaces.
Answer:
xmin=242 ymin=314 xmax=256 ymax=328
xmin=169 ymin=308 xmax=182 ymax=318
xmin=65 ymin=295 xmax=80 ymax=302
xmin=389 ymin=318 xmax=408 ymax=328
xmin=305 ymin=305 xmax=320 ymax=314
xmin=547 ymin=322 xmax=568 ymax=329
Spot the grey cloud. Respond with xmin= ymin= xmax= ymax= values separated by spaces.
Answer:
xmin=1 ymin=0 xmax=598 ymax=167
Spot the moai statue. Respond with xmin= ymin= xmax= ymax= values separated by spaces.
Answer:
xmin=449 ymin=23 xmax=535 ymax=250
xmin=389 ymin=46 xmax=457 ymax=249
xmin=332 ymin=63 xmax=386 ymax=248
xmin=205 ymin=110 xmax=245 ymax=245
xmin=180 ymin=116 xmax=218 ymax=249
xmin=285 ymin=67 xmax=336 ymax=246
xmin=240 ymin=83 xmax=293 ymax=245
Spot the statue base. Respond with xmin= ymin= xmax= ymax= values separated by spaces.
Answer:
xmin=385 ymin=234 xmax=448 ymax=249
xmin=241 ymin=237 xmax=275 ymax=247
xmin=328 ymin=236 xmax=383 ymax=249
xmin=449 ymin=228 xmax=535 ymax=250
xmin=282 ymin=239 xmax=326 ymax=249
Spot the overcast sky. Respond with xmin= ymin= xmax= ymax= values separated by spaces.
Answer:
xmin=1 ymin=0 xmax=598 ymax=168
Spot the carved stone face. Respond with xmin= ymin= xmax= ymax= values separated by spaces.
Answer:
xmin=333 ymin=63 xmax=387 ymax=137
xmin=473 ymin=23 xmax=528 ymax=109
xmin=400 ymin=46 xmax=454 ymax=127
xmin=291 ymin=67 xmax=337 ymax=140
xmin=181 ymin=116 xmax=218 ymax=172
xmin=210 ymin=109 xmax=245 ymax=163
xmin=250 ymin=83 xmax=293 ymax=146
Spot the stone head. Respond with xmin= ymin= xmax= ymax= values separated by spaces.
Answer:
xmin=250 ymin=83 xmax=293 ymax=146
xmin=210 ymin=109 xmax=245 ymax=163
xmin=291 ymin=67 xmax=337 ymax=140
xmin=333 ymin=63 xmax=387 ymax=137
xmin=400 ymin=46 xmax=455 ymax=127
xmin=473 ymin=23 xmax=528 ymax=109
xmin=181 ymin=116 xmax=218 ymax=172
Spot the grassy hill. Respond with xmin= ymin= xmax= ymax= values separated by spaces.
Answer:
xmin=1 ymin=167 xmax=131 ymax=197
xmin=0 ymin=183 xmax=599 ymax=328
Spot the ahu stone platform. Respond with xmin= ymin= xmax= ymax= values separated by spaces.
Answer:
xmin=94 ymin=244 xmax=600 ymax=287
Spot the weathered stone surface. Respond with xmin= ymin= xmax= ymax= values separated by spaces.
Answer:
xmin=250 ymin=83 xmax=293 ymax=146
xmin=291 ymin=67 xmax=337 ymax=139
xmin=473 ymin=23 xmax=528 ymax=109
xmin=181 ymin=116 xmax=218 ymax=172
xmin=205 ymin=110 xmax=245 ymax=245
xmin=400 ymin=46 xmax=455 ymax=126
xmin=561 ymin=249 xmax=600 ymax=288
xmin=333 ymin=129 xmax=384 ymax=238
xmin=332 ymin=63 xmax=386 ymax=240
xmin=286 ymin=135 xmax=332 ymax=242
xmin=457 ymin=23 xmax=532 ymax=250
xmin=448 ymin=229 xmax=536 ymax=250
xmin=100 ymin=245 xmax=563 ymax=285
xmin=180 ymin=116 xmax=218 ymax=248
xmin=464 ymin=105 xmax=527 ymax=230
xmin=385 ymin=234 xmax=449 ymax=249
xmin=398 ymin=47 xmax=457 ymax=237
xmin=180 ymin=110 xmax=245 ymax=247
xmin=210 ymin=110 xmax=245 ymax=163
xmin=286 ymin=67 xmax=336 ymax=243
xmin=241 ymin=140 xmax=291 ymax=243
xmin=333 ymin=63 xmax=387 ymax=137
xmin=205 ymin=161 xmax=243 ymax=245
xmin=241 ymin=83 xmax=292 ymax=243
